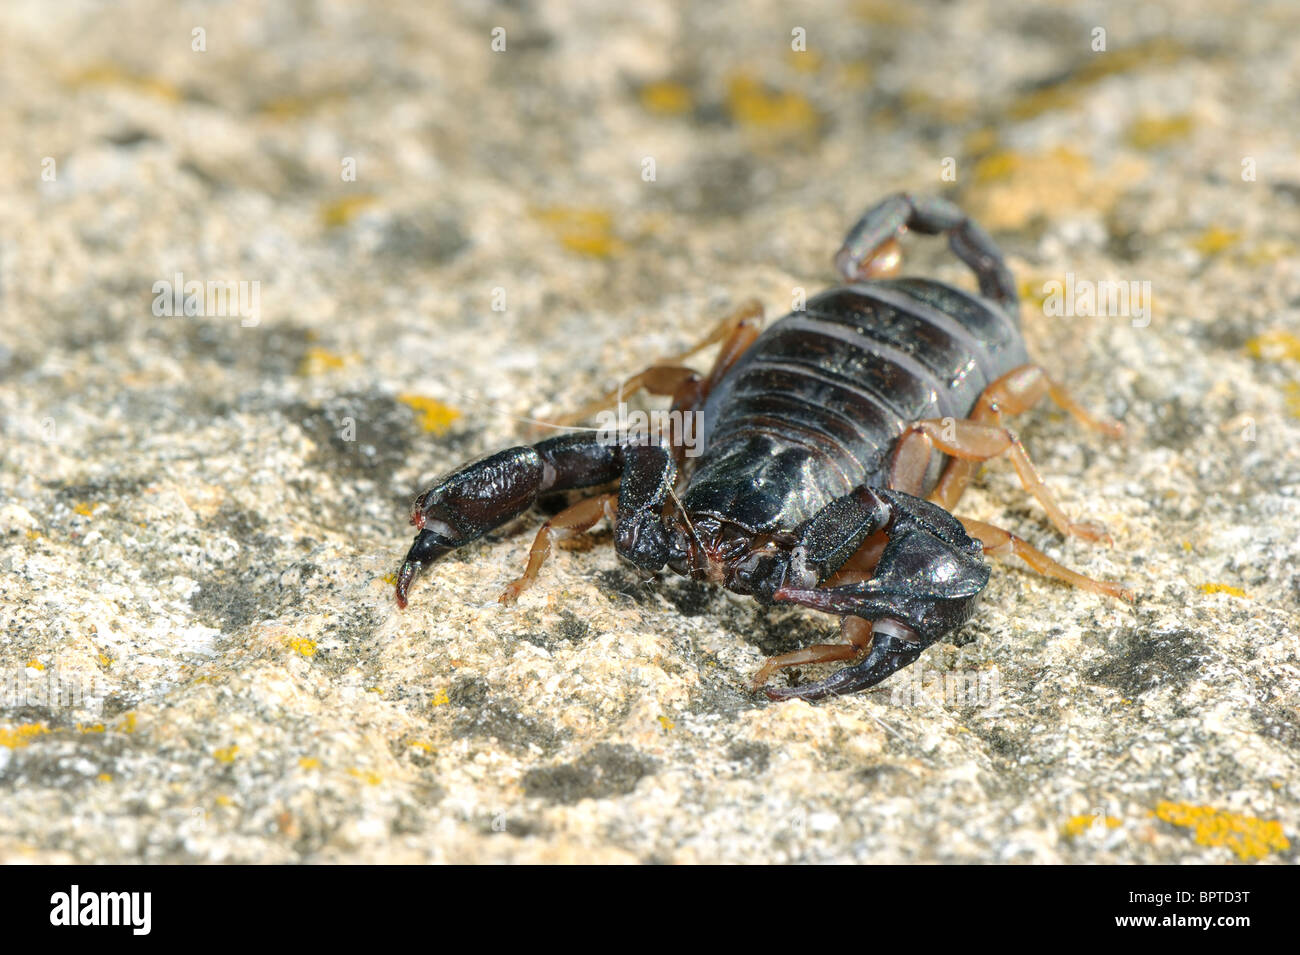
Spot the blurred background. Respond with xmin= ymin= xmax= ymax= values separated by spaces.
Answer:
xmin=1 ymin=0 xmax=1297 ymax=863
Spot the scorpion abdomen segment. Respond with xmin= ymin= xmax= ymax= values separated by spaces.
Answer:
xmin=688 ymin=278 xmax=1030 ymax=531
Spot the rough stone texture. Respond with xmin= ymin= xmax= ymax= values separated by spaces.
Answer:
xmin=1 ymin=0 xmax=1297 ymax=863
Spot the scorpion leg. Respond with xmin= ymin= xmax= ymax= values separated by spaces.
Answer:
xmin=554 ymin=365 xmax=704 ymax=431
xmin=499 ymin=493 xmax=617 ymax=604
xmin=748 ymin=616 xmax=873 ymax=690
xmin=555 ymin=300 xmax=764 ymax=427
xmin=761 ymin=489 xmax=989 ymax=701
xmin=929 ymin=364 xmax=1123 ymax=512
xmin=889 ymin=418 xmax=1112 ymax=544
xmin=836 ymin=193 xmax=1018 ymax=311
xmin=958 ymin=517 xmax=1134 ymax=602
xmin=750 ymin=530 xmax=887 ymax=688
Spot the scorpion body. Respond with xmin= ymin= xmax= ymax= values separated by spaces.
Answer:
xmin=684 ymin=278 xmax=1029 ymax=532
xmin=396 ymin=195 xmax=1130 ymax=701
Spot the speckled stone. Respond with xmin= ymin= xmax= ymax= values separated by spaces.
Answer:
xmin=0 ymin=0 xmax=1297 ymax=863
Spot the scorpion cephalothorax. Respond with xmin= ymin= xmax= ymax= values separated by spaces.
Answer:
xmin=395 ymin=194 xmax=1133 ymax=701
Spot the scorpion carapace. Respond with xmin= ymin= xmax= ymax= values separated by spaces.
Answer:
xmin=396 ymin=193 xmax=1133 ymax=701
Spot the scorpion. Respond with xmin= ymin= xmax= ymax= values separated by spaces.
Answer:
xmin=395 ymin=194 xmax=1133 ymax=701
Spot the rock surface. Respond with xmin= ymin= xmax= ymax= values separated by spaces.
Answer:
xmin=1 ymin=0 xmax=1297 ymax=863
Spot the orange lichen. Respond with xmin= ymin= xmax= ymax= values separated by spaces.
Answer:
xmin=1153 ymin=802 xmax=1289 ymax=862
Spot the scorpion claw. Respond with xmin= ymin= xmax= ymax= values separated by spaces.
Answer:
xmin=764 ymin=621 xmax=925 ymax=702
xmin=394 ymin=530 xmax=455 ymax=608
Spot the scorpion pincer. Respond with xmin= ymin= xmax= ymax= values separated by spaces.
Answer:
xmin=395 ymin=194 xmax=1133 ymax=701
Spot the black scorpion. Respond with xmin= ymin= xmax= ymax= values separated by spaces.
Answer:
xmin=395 ymin=194 xmax=1132 ymax=701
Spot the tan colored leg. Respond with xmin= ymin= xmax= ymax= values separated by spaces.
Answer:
xmin=556 ymin=301 xmax=765 ymax=426
xmin=748 ymin=617 xmax=873 ymax=691
xmin=929 ymin=364 xmax=1123 ymax=512
xmin=499 ymin=494 xmax=617 ymax=604
xmin=661 ymin=299 xmax=764 ymax=365
xmin=959 ymin=516 xmax=1134 ymax=602
xmin=891 ymin=417 xmax=1110 ymax=544
xmin=554 ymin=365 xmax=703 ymax=428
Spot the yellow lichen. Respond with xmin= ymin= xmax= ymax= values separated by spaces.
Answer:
xmin=1154 ymin=802 xmax=1289 ymax=862
xmin=1286 ymin=383 xmax=1300 ymax=419
xmin=1008 ymin=39 xmax=1188 ymax=119
xmin=348 ymin=768 xmax=382 ymax=785
xmin=1126 ymin=114 xmax=1194 ymax=150
xmin=1063 ymin=814 xmax=1122 ymax=838
xmin=0 ymin=724 xmax=49 ymax=749
xmin=639 ymin=81 xmax=693 ymax=115
xmin=725 ymin=73 xmax=819 ymax=134
xmin=25 ymin=659 xmax=44 ymax=671
xmin=73 ymin=502 xmax=96 ymax=517
xmin=430 ymin=688 xmax=450 ymax=707
xmin=98 ymin=654 xmax=112 ymax=667
xmin=899 ymin=88 xmax=973 ymax=123
xmin=286 ymin=635 xmax=317 ymax=657
xmin=532 ymin=206 xmax=625 ymax=258
xmin=215 ymin=794 xmax=234 ymax=807
xmin=298 ymin=757 xmax=321 ymax=770
xmin=297 ymin=347 xmax=348 ymax=376
xmin=1245 ymin=330 xmax=1300 ymax=362
xmin=397 ymin=394 xmax=461 ymax=435
xmin=65 ymin=64 xmax=181 ymax=102
xmin=319 ymin=194 xmax=377 ymax=228
xmin=852 ymin=0 xmax=915 ymax=25
xmin=1199 ymin=583 xmax=1247 ymax=598
xmin=97 ymin=773 xmax=113 ymax=783
xmin=658 ymin=715 xmax=675 ymax=732
xmin=1190 ymin=226 xmax=1241 ymax=256
xmin=213 ymin=745 xmax=240 ymax=763
xmin=787 ymin=49 xmax=824 ymax=74
xmin=972 ymin=149 xmax=1024 ymax=183
xmin=119 ymin=712 xmax=137 ymax=734
xmin=837 ymin=62 xmax=873 ymax=87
